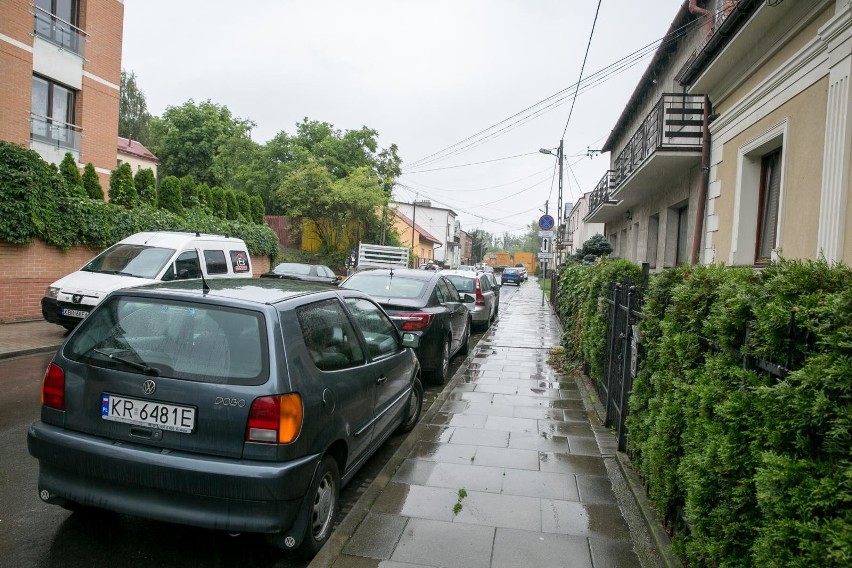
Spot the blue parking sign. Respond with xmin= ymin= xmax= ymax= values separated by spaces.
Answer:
xmin=538 ymin=214 xmax=555 ymax=231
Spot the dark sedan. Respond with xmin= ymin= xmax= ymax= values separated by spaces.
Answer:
xmin=340 ymin=269 xmax=473 ymax=384
xmin=261 ymin=262 xmax=340 ymax=284
xmin=501 ymin=267 xmax=522 ymax=286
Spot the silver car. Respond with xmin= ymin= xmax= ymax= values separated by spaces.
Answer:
xmin=442 ymin=270 xmax=497 ymax=331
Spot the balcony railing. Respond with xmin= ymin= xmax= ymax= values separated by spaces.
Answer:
xmin=587 ymin=170 xmax=617 ymax=215
xmin=33 ymin=6 xmax=87 ymax=57
xmin=611 ymin=93 xmax=705 ymax=189
xmin=30 ymin=112 xmax=82 ymax=152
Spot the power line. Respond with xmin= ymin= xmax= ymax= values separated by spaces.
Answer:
xmin=404 ymin=151 xmax=538 ymax=174
xmin=562 ymin=0 xmax=602 ymax=140
xmin=399 ymin=166 xmax=553 ymax=193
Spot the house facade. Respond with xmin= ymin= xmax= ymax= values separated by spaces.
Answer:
xmin=0 ymin=0 xmax=124 ymax=190
xmin=585 ymin=0 xmax=852 ymax=268
xmin=392 ymin=208 xmax=441 ymax=266
xmin=392 ymin=200 xmax=461 ymax=267
xmin=117 ymin=135 xmax=159 ymax=176
xmin=566 ymin=194 xmax=605 ymax=256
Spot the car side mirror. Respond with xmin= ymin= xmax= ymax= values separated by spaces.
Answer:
xmin=401 ymin=332 xmax=420 ymax=348
xmin=461 ymin=293 xmax=475 ymax=303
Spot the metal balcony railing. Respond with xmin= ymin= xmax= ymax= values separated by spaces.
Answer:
xmin=30 ymin=112 xmax=82 ymax=152
xmin=33 ymin=6 xmax=87 ymax=57
xmin=611 ymin=93 xmax=705 ymax=189
xmin=587 ymin=170 xmax=617 ymax=215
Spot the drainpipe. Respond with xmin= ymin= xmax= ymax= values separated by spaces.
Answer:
xmin=689 ymin=0 xmax=714 ymax=40
xmin=690 ymin=94 xmax=711 ymax=264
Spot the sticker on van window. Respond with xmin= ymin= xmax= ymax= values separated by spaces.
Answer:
xmin=230 ymin=251 xmax=250 ymax=273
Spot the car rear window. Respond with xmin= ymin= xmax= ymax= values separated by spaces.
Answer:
xmin=65 ymin=296 xmax=268 ymax=385
xmin=344 ymin=273 xmax=428 ymax=299
xmin=445 ymin=275 xmax=475 ymax=293
xmin=504 ymin=269 xmax=518 ymax=275
xmin=273 ymin=263 xmax=311 ymax=275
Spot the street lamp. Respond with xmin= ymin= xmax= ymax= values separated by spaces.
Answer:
xmin=539 ymin=141 xmax=564 ymax=267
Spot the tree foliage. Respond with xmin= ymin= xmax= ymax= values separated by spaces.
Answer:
xmin=134 ymin=168 xmax=157 ymax=207
xmin=158 ymin=175 xmax=183 ymax=215
xmin=59 ymin=153 xmax=85 ymax=198
xmin=575 ymin=233 xmax=612 ymax=259
xmin=119 ymin=70 xmax=152 ymax=146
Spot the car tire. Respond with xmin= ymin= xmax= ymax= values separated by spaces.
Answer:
xmin=432 ymin=336 xmax=451 ymax=385
xmin=396 ymin=378 xmax=423 ymax=434
xmin=295 ymin=455 xmax=340 ymax=559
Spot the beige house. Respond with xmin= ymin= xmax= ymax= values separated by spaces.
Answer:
xmin=117 ymin=136 xmax=159 ymax=176
xmin=586 ymin=0 xmax=852 ymax=268
xmin=392 ymin=209 xmax=442 ymax=266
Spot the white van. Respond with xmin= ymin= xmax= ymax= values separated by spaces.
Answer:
xmin=42 ymin=231 xmax=253 ymax=329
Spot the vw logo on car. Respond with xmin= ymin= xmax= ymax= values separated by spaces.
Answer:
xmin=142 ymin=379 xmax=156 ymax=395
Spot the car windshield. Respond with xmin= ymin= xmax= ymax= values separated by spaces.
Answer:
xmin=272 ymin=263 xmax=311 ymax=275
xmin=445 ymin=275 xmax=475 ymax=293
xmin=82 ymin=244 xmax=175 ymax=279
xmin=65 ymin=296 xmax=268 ymax=385
xmin=344 ymin=273 xmax=428 ymax=299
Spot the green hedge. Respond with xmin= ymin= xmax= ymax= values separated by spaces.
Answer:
xmin=0 ymin=141 xmax=278 ymax=257
xmin=557 ymin=259 xmax=851 ymax=567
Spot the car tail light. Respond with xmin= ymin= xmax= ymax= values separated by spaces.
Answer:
xmin=246 ymin=394 xmax=303 ymax=444
xmin=41 ymin=363 xmax=65 ymax=410
xmin=392 ymin=312 xmax=433 ymax=331
xmin=475 ymin=279 xmax=485 ymax=305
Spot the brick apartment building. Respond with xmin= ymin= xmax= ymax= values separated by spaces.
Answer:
xmin=0 ymin=0 xmax=124 ymax=321
xmin=0 ymin=0 xmax=124 ymax=189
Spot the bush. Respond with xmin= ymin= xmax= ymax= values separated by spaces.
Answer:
xmin=82 ymin=163 xmax=104 ymax=200
xmin=210 ymin=186 xmax=227 ymax=219
xmin=250 ymin=195 xmax=265 ymax=224
xmin=135 ymin=168 xmax=157 ymax=207
xmin=59 ymin=152 xmax=86 ymax=198
xmin=158 ymin=175 xmax=184 ymax=215
xmin=108 ymin=163 xmax=138 ymax=207
xmin=224 ymin=189 xmax=239 ymax=220
xmin=180 ymin=175 xmax=198 ymax=209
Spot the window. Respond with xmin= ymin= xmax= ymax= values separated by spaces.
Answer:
xmin=297 ymin=300 xmax=364 ymax=371
xmin=439 ymin=279 xmax=459 ymax=302
xmin=163 ymin=251 xmax=201 ymax=281
xmin=675 ymin=205 xmax=689 ymax=266
xmin=31 ymin=75 xmax=78 ymax=150
xmin=34 ymin=0 xmax=82 ymax=54
xmin=755 ymin=149 xmax=782 ymax=264
xmin=345 ymin=298 xmax=399 ymax=359
xmin=204 ymin=250 xmax=228 ymax=275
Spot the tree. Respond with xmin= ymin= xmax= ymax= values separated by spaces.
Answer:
xmin=82 ymin=163 xmax=103 ymax=200
xmin=224 ymin=189 xmax=239 ymax=220
xmin=210 ymin=186 xmax=227 ymax=219
xmin=470 ymin=229 xmax=493 ymax=263
xmin=236 ymin=191 xmax=252 ymax=221
xmin=134 ymin=168 xmax=157 ymax=207
xmin=158 ymin=175 xmax=183 ymax=215
xmin=149 ymin=99 xmax=255 ymax=186
xmin=249 ymin=195 xmax=265 ymax=224
xmin=196 ymin=183 xmax=212 ymax=211
xmin=58 ymin=153 xmax=85 ymax=198
xmin=108 ymin=163 xmax=137 ymax=208
xmin=575 ymin=233 xmax=613 ymax=259
xmin=179 ymin=175 xmax=198 ymax=209
xmin=119 ymin=70 xmax=152 ymax=146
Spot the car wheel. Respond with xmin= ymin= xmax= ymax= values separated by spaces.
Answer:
xmin=397 ymin=378 xmax=423 ymax=434
xmin=459 ymin=319 xmax=471 ymax=355
xmin=296 ymin=455 xmax=340 ymax=559
xmin=432 ymin=336 xmax=451 ymax=384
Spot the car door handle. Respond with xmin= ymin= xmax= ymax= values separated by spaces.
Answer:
xmin=376 ymin=375 xmax=387 ymax=384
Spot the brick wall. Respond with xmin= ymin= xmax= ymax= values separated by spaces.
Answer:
xmin=79 ymin=0 xmax=124 ymax=85
xmin=0 ymin=241 xmax=273 ymax=322
xmin=0 ymin=0 xmax=35 ymax=146
xmin=79 ymin=76 xmax=119 ymax=172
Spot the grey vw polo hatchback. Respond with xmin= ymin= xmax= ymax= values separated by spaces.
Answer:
xmin=27 ymin=278 xmax=423 ymax=558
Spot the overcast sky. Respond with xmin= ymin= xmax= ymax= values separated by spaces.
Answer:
xmin=122 ymin=0 xmax=685 ymax=238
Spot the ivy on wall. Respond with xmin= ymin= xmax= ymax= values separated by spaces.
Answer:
xmin=0 ymin=141 xmax=278 ymax=258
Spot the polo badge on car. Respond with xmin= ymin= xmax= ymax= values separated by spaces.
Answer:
xmin=72 ymin=294 xmax=82 ymax=304
xmin=142 ymin=379 xmax=157 ymax=395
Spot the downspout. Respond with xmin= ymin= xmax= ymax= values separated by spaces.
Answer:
xmin=689 ymin=0 xmax=714 ymax=40
xmin=690 ymin=94 xmax=711 ymax=264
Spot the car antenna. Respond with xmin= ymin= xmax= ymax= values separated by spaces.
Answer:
xmin=196 ymin=248 xmax=209 ymax=295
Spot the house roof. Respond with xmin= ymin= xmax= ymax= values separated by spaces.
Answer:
xmin=393 ymin=209 xmax=442 ymax=245
xmin=602 ymin=2 xmax=694 ymax=152
xmin=117 ymin=136 xmax=159 ymax=163
xmin=391 ymin=200 xmax=458 ymax=219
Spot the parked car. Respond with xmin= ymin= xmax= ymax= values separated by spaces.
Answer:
xmin=340 ymin=268 xmax=473 ymax=384
xmin=514 ymin=263 xmax=529 ymax=281
xmin=27 ymin=278 xmax=423 ymax=559
xmin=42 ymin=231 xmax=252 ymax=330
xmin=479 ymin=271 xmax=501 ymax=316
xmin=261 ymin=262 xmax=340 ymax=284
xmin=457 ymin=264 xmax=476 ymax=272
xmin=501 ymin=267 xmax=522 ymax=286
xmin=442 ymin=270 xmax=497 ymax=331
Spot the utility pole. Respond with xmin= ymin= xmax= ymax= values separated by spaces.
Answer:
xmin=411 ymin=194 xmax=417 ymax=268
xmin=556 ymin=139 xmax=564 ymax=269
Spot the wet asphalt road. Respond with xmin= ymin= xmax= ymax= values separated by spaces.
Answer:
xmin=0 ymin=283 xmax=522 ymax=568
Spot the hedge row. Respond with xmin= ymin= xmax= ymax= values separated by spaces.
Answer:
xmin=557 ymin=259 xmax=851 ymax=567
xmin=0 ymin=141 xmax=278 ymax=257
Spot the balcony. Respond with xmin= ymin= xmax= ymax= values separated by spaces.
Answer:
xmin=33 ymin=6 xmax=87 ymax=57
xmin=30 ymin=113 xmax=82 ymax=152
xmin=586 ymin=94 xmax=705 ymax=222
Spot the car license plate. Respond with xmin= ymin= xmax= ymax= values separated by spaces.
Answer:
xmin=101 ymin=394 xmax=196 ymax=433
xmin=61 ymin=308 xmax=88 ymax=319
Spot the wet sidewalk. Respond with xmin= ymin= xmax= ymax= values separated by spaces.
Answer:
xmin=0 ymin=319 xmax=66 ymax=360
xmin=311 ymin=279 xmax=670 ymax=568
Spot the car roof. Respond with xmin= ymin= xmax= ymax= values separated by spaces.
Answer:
xmin=118 ymin=231 xmax=246 ymax=248
xmin=348 ymin=268 xmax=437 ymax=281
xmin=121 ymin=277 xmax=340 ymax=306
xmin=441 ymin=270 xmax=477 ymax=279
